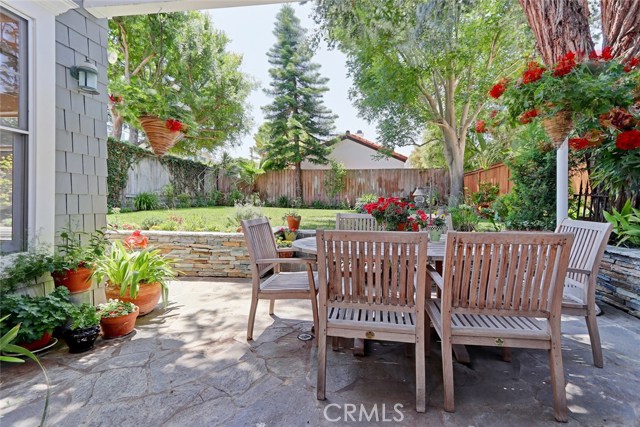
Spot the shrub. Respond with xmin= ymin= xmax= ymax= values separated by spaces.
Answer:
xmin=177 ymin=193 xmax=191 ymax=208
xmin=184 ymin=216 xmax=207 ymax=231
xmin=162 ymin=184 xmax=176 ymax=209
xmin=140 ymin=216 xmax=164 ymax=230
xmin=226 ymin=202 xmax=264 ymax=228
xmin=603 ymin=200 xmax=640 ymax=247
xmin=449 ymin=204 xmax=480 ymax=231
xmin=226 ymin=189 xmax=244 ymax=206
xmin=355 ymin=193 xmax=378 ymax=213
xmin=276 ymin=195 xmax=291 ymax=208
xmin=133 ymin=192 xmax=159 ymax=211
xmin=471 ymin=182 xmax=500 ymax=207
xmin=208 ymin=190 xmax=224 ymax=206
xmin=309 ymin=199 xmax=328 ymax=209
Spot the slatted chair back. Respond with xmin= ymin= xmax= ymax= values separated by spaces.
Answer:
xmin=335 ymin=213 xmax=384 ymax=231
xmin=241 ymin=217 xmax=279 ymax=277
xmin=317 ymin=230 xmax=428 ymax=313
xmin=555 ymin=219 xmax=612 ymax=302
xmin=441 ymin=232 xmax=574 ymax=319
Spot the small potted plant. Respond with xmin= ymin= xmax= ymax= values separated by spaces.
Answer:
xmin=93 ymin=231 xmax=176 ymax=315
xmin=0 ymin=248 xmax=54 ymax=296
xmin=97 ymin=299 xmax=139 ymax=339
xmin=0 ymin=287 xmax=74 ymax=351
xmin=363 ymin=197 xmax=416 ymax=231
xmin=64 ymin=303 xmax=100 ymax=353
xmin=428 ymin=214 xmax=447 ymax=242
xmin=283 ymin=209 xmax=301 ymax=230
xmin=50 ymin=229 xmax=109 ymax=294
xmin=276 ymin=239 xmax=295 ymax=258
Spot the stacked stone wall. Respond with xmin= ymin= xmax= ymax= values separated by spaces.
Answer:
xmin=597 ymin=246 xmax=640 ymax=318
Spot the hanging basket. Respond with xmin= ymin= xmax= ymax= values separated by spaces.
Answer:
xmin=139 ymin=115 xmax=185 ymax=156
xmin=542 ymin=111 xmax=573 ymax=146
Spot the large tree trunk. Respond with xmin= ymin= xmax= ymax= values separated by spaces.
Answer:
xmin=441 ymin=128 xmax=466 ymax=204
xmin=295 ymin=161 xmax=303 ymax=204
xmin=601 ymin=0 xmax=640 ymax=61
xmin=518 ymin=0 xmax=595 ymax=65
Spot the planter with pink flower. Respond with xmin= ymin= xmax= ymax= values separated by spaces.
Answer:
xmin=363 ymin=197 xmax=417 ymax=231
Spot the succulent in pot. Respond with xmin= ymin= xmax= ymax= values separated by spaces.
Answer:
xmin=93 ymin=232 xmax=176 ymax=315
xmin=97 ymin=299 xmax=139 ymax=339
xmin=64 ymin=303 xmax=101 ymax=353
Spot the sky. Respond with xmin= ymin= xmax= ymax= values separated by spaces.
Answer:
xmin=205 ymin=2 xmax=415 ymax=159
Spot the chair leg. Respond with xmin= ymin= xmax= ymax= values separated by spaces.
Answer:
xmin=331 ymin=336 xmax=339 ymax=351
xmin=425 ymin=319 xmax=431 ymax=357
xmin=310 ymin=295 xmax=319 ymax=339
xmin=442 ymin=338 xmax=455 ymax=413
xmin=247 ymin=297 xmax=259 ymax=341
xmin=585 ymin=313 xmax=604 ymax=368
xmin=415 ymin=336 xmax=426 ymax=413
xmin=269 ymin=299 xmax=275 ymax=315
xmin=317 ymin=323 xmax=327 ymax=400
xmin=501 ymin=347 xmax=512 ymax=363
xmin=548 ymin=343 xmax=568 ymax=422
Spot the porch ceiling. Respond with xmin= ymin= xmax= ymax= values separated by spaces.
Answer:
xmin=84 ymin=0 xmax=296 ymax=18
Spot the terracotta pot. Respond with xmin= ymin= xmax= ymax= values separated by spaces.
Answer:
xmin=396 ymin=222 xmax=407 ymax=231
xmin=278 ymin=250 xmax=294 ymax=258
xmin=17 ymin=331 xmax=52 ymax=351
xmin=52 ymin=267 xmax=93 ymax=293
xmin=100 ymin=307 xmax=139 ymax=339
xmin=286 ymin=215 xmax=301 ymax=230
xmin=105 ymin=282 xmax=162 ymax=316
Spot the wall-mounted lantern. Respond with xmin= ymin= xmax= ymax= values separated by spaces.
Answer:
xmin=70 ymin=58 xmax=99 ymax=95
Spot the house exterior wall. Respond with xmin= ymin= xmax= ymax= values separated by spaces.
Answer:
xmin=55 ymin=4 xmax=109 ymax=236
xmin=301 ymin=139 xmax=406 ymax=170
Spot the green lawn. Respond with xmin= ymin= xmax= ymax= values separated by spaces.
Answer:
xmin=108 ymin=207 xmax=351 ymax=232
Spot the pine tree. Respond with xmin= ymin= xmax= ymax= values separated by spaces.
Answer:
xmin=261 ymin=5 xmax=336 ymax=203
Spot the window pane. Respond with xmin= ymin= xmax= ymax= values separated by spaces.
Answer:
xmin=0 ymin=9 xmax=26 ymax=129
xmin=0 ymin=132 xmax=13 ymax=241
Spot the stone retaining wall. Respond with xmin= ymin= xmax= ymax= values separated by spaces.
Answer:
xmin=597 ymin=246 xmax=640 ymax=318
xmin=108 ymin=230 xmax=251 ymax=278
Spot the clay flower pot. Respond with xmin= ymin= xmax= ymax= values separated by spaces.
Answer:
xmin=52 ymin=267 xmax=93 ymax=293
xmin=100 ymin=307 xmax=139 ymax=339
xmin=286 ymin=215 xmax=301 ymax=230
xmin=17 ymin=331 xmax=53 ymax=351
xmin=105 ymin=282 xmax=162 ymax=316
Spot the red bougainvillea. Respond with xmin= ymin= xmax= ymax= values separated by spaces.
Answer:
xmin=165 ymin=119 xmax=184 ymax=132
xmin=489 ymin=79 xmax=508 ymax=99
xmin=568 ymin=137 xmax=590 ymax=150
xmin=522 ymin=62 xmax=545 ymax=84
xmin=475 ymin=120 xmax=487 ymax=133
xmin=624 ymin=57 xmax=640 ymax=73
xmin=519 ymin=109 xmax=539 ymax=124
xmin=553 ymin=51 xmax=578 ymax=77
xmin=615 ymin=129 xmax=640 ymax=150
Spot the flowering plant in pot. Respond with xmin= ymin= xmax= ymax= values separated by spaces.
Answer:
xmin=64 ymin=303 xmax=100 ymax=353
xmin=97 ymin=299 xmax=139 ymax=339
xmin=93 ymin=231 xmax=176 ymax=315
xmin=282 ymin=210 xmax=301 ymax=230
xmin=363 ymin=197 xmax=416 ymax=230
xmin=49 ymin=229 xmax=109 ymax=294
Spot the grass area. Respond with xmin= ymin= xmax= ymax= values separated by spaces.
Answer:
xmin=108 ymin=207 xmax=351 ymax=232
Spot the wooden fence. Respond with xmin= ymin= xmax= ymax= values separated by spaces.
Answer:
xmin=463 ymin=163 xmax=512 ymax=195
xmin=255 ymin=168 xmax=450 ymax=205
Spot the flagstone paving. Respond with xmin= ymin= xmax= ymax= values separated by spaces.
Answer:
xmin=1 ymin=279 xmax=639 ymax=426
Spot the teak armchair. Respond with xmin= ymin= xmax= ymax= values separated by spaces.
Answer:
xmin=426 ymin=231 xmax=574 ymax=422
xmin=241 ymin=217 xmax=318 ymax=341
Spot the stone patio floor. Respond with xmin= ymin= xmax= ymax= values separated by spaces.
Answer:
xmin=1 ymin=279 xmax=639 ymax=427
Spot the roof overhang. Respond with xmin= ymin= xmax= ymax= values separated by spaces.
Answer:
xmin=84 ymin=0 xmax=296 ymax=18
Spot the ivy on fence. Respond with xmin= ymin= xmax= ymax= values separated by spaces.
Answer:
xmin=159 ymin=156 xmax=207 ymax=196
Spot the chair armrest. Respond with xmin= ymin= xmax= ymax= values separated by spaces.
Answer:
xmin=567 ymin=267 xmax=591 ymax=276
xmin=256 ymin=258 xmax=316 ymax=265
xmin=427 ymin=265 xmax=444 ymax=291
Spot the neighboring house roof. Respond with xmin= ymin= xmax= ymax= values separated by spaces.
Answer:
xmin=340 ymin=132 xmax=408 ymax=163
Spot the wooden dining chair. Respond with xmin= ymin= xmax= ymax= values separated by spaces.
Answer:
xmin=316 ymin=230 xmax=429 ymax=412
xmin=555 ymin=218 xmax=613 ymax=368
xmin=241 ymin=217 xmax=318 ymax=341
xmin=335 ymin=213 xmax=385 ymax=231
xmin=426 ymin=231 xmax=574 ymax=422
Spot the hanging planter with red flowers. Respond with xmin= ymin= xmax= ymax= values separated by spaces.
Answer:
xmin=139 ymin=115 xmax=186 ymax=156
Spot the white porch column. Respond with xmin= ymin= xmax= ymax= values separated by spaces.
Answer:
xmin=556 ymin=139 xmax=569 ymax=227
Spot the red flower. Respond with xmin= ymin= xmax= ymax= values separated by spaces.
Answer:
xmin=568 ymin=137 xmax=590 ymax=150
xmin=615 ymin=129 xmax=640 ymax=150
xmin=519 ymin=109 xmax=539 ymax=124
xmin=489 ymin=79 xmax=508 ymax=99
xmin=522 ymin=61 xmax=545 ymax=84
xmin=108 ymin=94 xmax=122 ymax=103
xmin=475 ymin=120 xmax=487 ymax=133
xmin=624 ymin=57 xmax=640 ymax=72
xmin=601 ymin=46 xmax=613 ymax=61
xmin=553 ymin=51 xmax=577 ymax=77
xmin=490 ymin=109 xmax=498 ymax=119
xmin=165 ymin=119 xmax=184 ymax=132
xmin=123 ymin=230 xmax=149 ymax=250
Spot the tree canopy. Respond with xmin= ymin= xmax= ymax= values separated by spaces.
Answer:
xmin=108 ymin=11 xmax=254 ymax=155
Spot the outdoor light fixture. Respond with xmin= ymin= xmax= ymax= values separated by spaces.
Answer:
xmin=70 ymin=58 xmax=100 ymax=95
xmin=413 ymin=187 xmax=426 ymax=207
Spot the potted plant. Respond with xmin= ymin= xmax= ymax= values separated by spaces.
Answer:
xmin=283 ymin=209 xmax=301 ymax=230
xmin=0 ymin=248 xmax=54 ymax=296
xmin=64 ymin=303 xmax=101 ymax=353
xmin=50 ymin=229 xmax=109 ymax=294
xmin=93 ymin=231 xmax=176 ymax=315
xmin=427 ymin=214 xmax=447 ymax=242
xmin=0 ymin=287 xmax=74 ymax=351
xmin=275 ymin=239 xmax=295 ymax=258
xmin=97 ymin=299 xmax=139 ymax=339
xmin=363 ymin=197 xmax=416 ymax=231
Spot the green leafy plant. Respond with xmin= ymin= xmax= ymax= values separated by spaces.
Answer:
xmin=0 ymin=315 xmax=50 ymax=426
xmin=97 ymin=299 xmax=138 ymax=319
xmin=274 ymin=227 xmax=297 ymax=242
xmin=276 ymin=195 xmax=291 ymax=208
xmin=133 ymin=192 xmax=160 ymax=211
xmin=50 ymin=228 xmax=109 ymax=273
xmin=67 ymin=303 xmax=100 ymax=330
xmin=324 ymin=161 xmax=346 ymax=203
xmin=449 ymin=204 xmax=480 ymax=232
xmin=0 ymin=287 xmax=74 ymax=343
xmin=276 ymin=240 xmax=293 ymax=249
xmin=603 ymin=200 xmax=640 ymax=247
xmin=0 ymin=248 xmax=53 ymax=295
xmin=177 ymin=193 xmax=191 ymax=209
xmin=282 ymin=209 xmax=300 ymax=220
xmin=225 ymin=189 xmax=244 ymax=206
xmin=92 ymin=241 xmax=176 ymax=305
xmin=140 ymin=216 xmax=165 ymax=230
xmin=226 ymin=202 xmax=264 ymax=228
xmin=471 ymin=182 xmax=500 ymax=206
